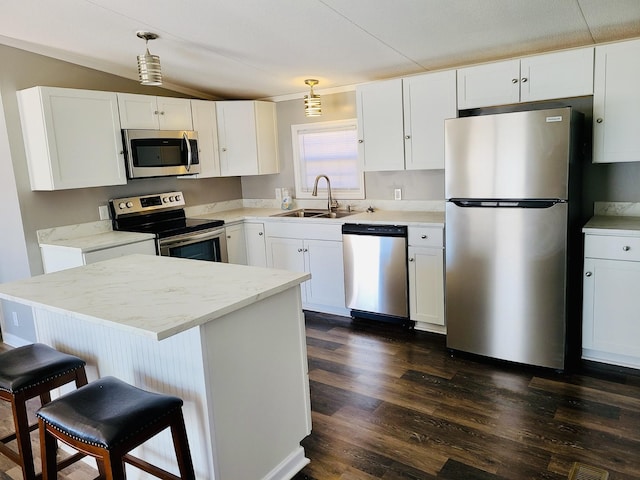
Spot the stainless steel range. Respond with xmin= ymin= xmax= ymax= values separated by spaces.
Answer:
xmin=110 ymin=191 xmax=227 ymax=262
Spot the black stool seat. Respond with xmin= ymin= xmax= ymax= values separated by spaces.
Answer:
xmin=0 ymin=343 xmax=87 ymax=480
xmin=37 ymin=376 xmax=183 ymax=448
xmin=0 ymin=343 xmax=85 ymax=393
xmin=37 ymin=376 xmax=195 ymax=479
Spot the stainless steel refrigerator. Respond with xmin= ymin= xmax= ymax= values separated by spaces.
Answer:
xmin=444 ymin=107 xmax=580 ymax=370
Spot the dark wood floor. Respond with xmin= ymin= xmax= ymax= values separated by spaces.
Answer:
xmin=293 ymin=311 xmax=640 ymax=480
xmin=2 ymin=313 xmax=640 ymax=479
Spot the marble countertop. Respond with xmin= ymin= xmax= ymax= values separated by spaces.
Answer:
xmin=192 ymin=207 xmax=445 ymax=227
xmin=583 ymin=215 xmax=640 ymax=236
xmin=0 ymin=254 xmax=309 ymax=341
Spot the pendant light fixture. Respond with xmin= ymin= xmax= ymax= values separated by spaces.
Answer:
xmin=136 ymin=31 xmax=162 ymax=86
xmin=304 ymin=79 xmax=321 ymax=117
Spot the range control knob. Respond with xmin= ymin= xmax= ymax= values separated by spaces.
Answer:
xmin=118 ymin=202 xmax=126 ymax=210
xmin=163 ymin=197 xmax=170 ymax=203
xmin=169 ymin=196 xmax=175 ymax=202
xmin=175 ymin=194 xmax=182 ymax=201
xmin=126 ymin=201 xmax=133 ymax=208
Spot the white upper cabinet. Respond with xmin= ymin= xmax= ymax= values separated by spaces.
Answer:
xmin=403 ymin=70 xmax=457 ymax=170
xmin=357 ymin=71 xmax=457 ymax=172
xmin=457 ymin=48 xmax=594 ymax=109
xmin=593 ymin=39 xmax=640 ymax=163
xmin=356 ymin=78 xmax=405 ymax=171
xmin=117 ymin=93 xmax=193 ymax=130
xmin=17 ymin=86 xmax=127 ymax=191
xmin=190 ymin=100 xmax=221 ymax=177
xmin=216 ymin=101 xmax=279 ymax=176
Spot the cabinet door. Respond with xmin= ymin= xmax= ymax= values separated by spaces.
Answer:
xmin=225 ymin=224 xmax=247 ymax=265
xmin=408 ymin=246 xmax=444 ymax=325
xmin=403 ymin=71 xmax=457 ymax=170
xmin=17 ymin=87 xmax=127 ymax=191
xmin=216 ymin=101 xmax=259 ymax=176
xmin=156 ymin=97 xmax=193 ymax=130
xmin=245 ymin=223 xmax=267 ymax=267
xmin=356 ymin=78 xmax=405 ymax=171
xmin=583 ymin=257 xmax=640 ymax=360
xmin=266 ymin=237 xmax=305 ymax=274
xmin=191 ymin=100 xmax=221 ymax=177
xmin=116 ymin=93 xmax=159 ymax=129
xmin=593 ymin=39 xmax=640 ymax=163
xmin=305 ymin=239 xmax=345 ymax=309
xmin=457 ymin=59 xmax=520 ymax=109
xmin=520 ymin=48 xmax=594 ymax=102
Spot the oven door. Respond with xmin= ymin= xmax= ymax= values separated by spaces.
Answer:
xmin=159 ymin=228 xmax=228 ymax=262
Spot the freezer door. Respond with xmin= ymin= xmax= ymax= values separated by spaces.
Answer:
xmin=445 ymin=108 xmax=571 ymax=200
xmin=445 ymin=201 xmax=567 ymax=369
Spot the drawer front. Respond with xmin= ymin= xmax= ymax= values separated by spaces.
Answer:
xmin=408 ymin=226 xmax=443 ymax=247
xmin=585 ymin=234 xmax=640 ymax=262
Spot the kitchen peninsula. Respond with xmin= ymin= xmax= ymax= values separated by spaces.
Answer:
xmin=0 ymin=254 xmax=312 ymax=480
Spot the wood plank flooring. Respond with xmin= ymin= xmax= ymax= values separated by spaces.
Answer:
xmin=2 ymin=312 xmax=640 ymax=479
xmin=293 ymin=312 xmax=640 ymax=480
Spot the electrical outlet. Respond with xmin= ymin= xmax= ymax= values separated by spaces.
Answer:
xmin=11 ymin=311 xmax=19 ymax=327
xmin=275 ymin=188 xmax=282 ymax=201
xmin=394 ymin=188 xmax=402 ymax=201
xmin=98 ymin=205 xmax=110 ymax=220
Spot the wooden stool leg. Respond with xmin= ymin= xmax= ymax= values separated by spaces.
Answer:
xmin=12 ymin=393 xmax=36 ymax=480
xmin=104 ymin=450 xmax=127 ymax=480
xmin=39 ymin=420 xmax=58 ymax=480
xmin=170 ymin=412 xmax=196 ymax=480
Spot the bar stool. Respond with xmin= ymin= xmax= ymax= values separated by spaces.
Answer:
xmin=37 ymin=376 xmax=196 ymax=480
xmin=0 ymin=343 xmax=88 ymax=480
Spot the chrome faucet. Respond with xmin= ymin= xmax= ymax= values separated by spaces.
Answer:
xmin=312 ymin=174 xmax=338 ymax=213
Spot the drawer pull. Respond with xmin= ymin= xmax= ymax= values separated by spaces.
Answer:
xmin=623 ymin=245 xmax=631 ymax=251
xmin=409 ymin=257 xmax=415 ymax=262
xmin=421 ymin=235 xmax=428 ymax=239
xmin=585 ymin=271 xmax=592 ymax=277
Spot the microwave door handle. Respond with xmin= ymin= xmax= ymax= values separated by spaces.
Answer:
xmin=183 ymin=132 xmax=192 ymax=171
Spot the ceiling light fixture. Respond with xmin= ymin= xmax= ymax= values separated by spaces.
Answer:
xmin=136 ymin=31 xmax=162 ymax=86
xmin=304 ymin=79 xmax=321 ymax=117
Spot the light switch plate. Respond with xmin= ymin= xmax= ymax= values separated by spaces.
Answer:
xmin=394 ymin=188 xmax=402 ymax=201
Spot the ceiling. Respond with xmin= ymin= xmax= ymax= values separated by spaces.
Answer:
xmin=1 ymin=0 xmax=640 ymax=100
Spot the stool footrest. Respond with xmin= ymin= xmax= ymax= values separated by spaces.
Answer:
xmin=124 ymin=454 xmax=182 ymax=480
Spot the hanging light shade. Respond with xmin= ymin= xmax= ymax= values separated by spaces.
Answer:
xmin=304 ymin=79 xmax=321 ymax=117
xmin=136 ymin=31 xmax=162 ymax=86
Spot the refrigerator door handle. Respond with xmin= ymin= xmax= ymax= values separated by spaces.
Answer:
xmin=450 ymin=199 xmax=564 ymax=208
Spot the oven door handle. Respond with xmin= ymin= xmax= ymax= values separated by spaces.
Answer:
xmin=160 ymin=228 xmax=225 ymax=250
xmin=183 ymin=131 xmax=192 ymax=172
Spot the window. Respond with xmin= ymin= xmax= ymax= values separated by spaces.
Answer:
xmin=291 ymin=119 xmax=364 ymax=200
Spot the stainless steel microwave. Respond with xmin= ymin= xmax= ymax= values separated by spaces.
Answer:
xmin=123 ymin=129 xmax=200 ymax=179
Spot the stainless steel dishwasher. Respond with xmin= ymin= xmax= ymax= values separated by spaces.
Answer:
xmin=342 ymin=224 xmax=411 ymax=325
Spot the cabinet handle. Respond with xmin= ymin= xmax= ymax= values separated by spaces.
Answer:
xmin=623 ymin=245 xmax=631 ymax=251
xmin=258 ymin=232 xmax=263 ymax=236
xmin=221 ymin=147 xmax=227 ymax=152
xmin=409 ymin=258 xmax=415 ymax=262
xmin=227 ymin=235 xmax=231 ymax=239
xmin=297 ymin=248 xmax=303 ymax=253
xmin=154 ymin=110 xmax=159 ymax=115
xmin=585 ymin=271 xmax=592 ymax=277
xmin=596 ymin=118 xmax=603 ymax=124
xmin=521 ymin=77 xmax=528 ymax=83
xmin=160 ymin=111 xmax=165 ymax=115
xmin=304 ymin=248 xmax=308 ymax=252
xmin=405 ymin=135 xmax=410 ymax=139
xmin=358 ymin=139 xmax=364 ymax=143
xmin=511 ymin=78 xmax=519 ymax=84
xmin=421 ymin=235 xmax=428 ymax=239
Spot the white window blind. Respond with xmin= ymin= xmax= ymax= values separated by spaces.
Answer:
xmin=291 ymin=119 xmax=364 ymax=199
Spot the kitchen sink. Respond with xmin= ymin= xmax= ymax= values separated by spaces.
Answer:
xmin=272 ymin=209 xmax=356 ymax=219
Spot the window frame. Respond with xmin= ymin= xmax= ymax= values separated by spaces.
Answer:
xmin=290 ymin=119 xmax=364 ymax=200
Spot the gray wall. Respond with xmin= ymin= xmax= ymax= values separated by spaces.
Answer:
xmin=241 ymin=91 xmax=445 ymax=201
xmin=0 ymin=44 xmax=242 ymax=283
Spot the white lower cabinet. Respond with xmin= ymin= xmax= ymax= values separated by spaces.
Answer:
xmin=244 ymin=222 xmax=267 ymax=267
xmin=225 ymin=223 xmax=247 ymax=265
xmin=408 ymin=226 xmax=445 ymax=333
xmin=582 ymin=233 xmax=640 ymax=368
xmin=40 ymin=239 xmax=156 ymax=273
xmin=265 ymin=222 xmax=348 ymax=316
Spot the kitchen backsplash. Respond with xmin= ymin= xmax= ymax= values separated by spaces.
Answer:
xmin=594 ymin=202 xmax=640 ymax=217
